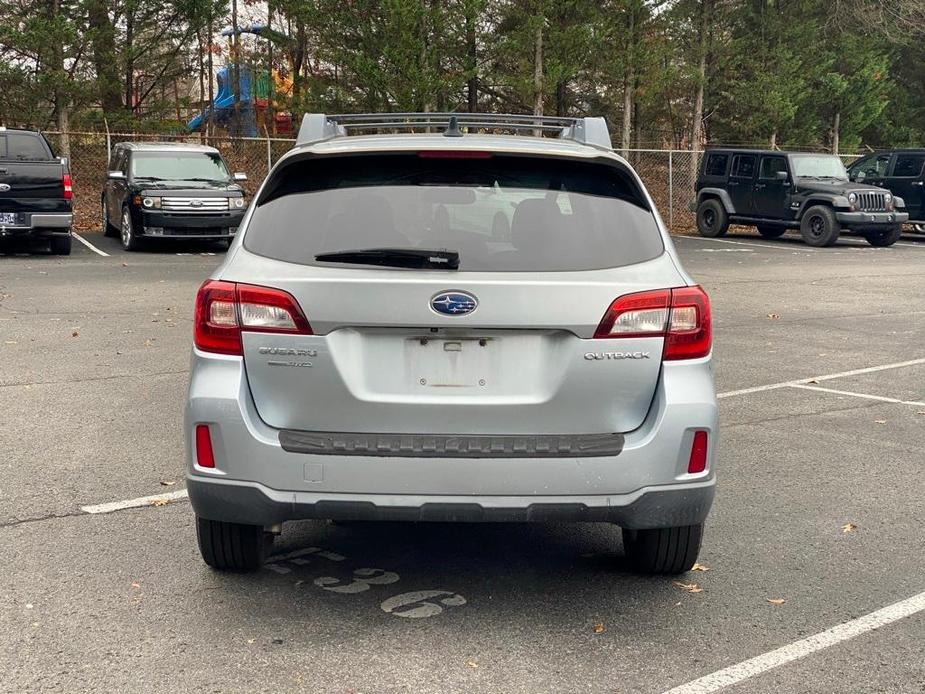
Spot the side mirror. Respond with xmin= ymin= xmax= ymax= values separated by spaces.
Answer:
xmin=233 ymin=172 xmax=248 ymax=181
xmin=774 ymin=170 xmax=790 ymax=182
xmin=108 ymin=171 xmax=126 ymax=180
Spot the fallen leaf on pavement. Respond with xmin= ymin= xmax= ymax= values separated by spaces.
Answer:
xmin=691 ymin=563 xmax=710 ymax=572
xmin=842 ymin=522 xmax=858 ymax=533
xmin=807 ymin=379 xmax=819 ymax=384
xmin=159 ymin=480 xmax=175 ymax=486
xmin=673 ymin=581 xmax=703 ymax=593
xmin=766 ymin=313 xmax=780 ymax=320
xmin=593 ymin=623 xmax=605 ymax=634
xmin=71 ymin=330 xmax=79 ymax=337
xmin=150 ymin=499 xmax=169 ymax=507
xmin=766 ymin=598 xmax=786 ymax=605
xmin=466 ymin=660 xmax=479 ymax=668
xmin=874 ymin=420 xmax=887 ymax=424
xmin=131 ymin=582 xmax=141 ymax=589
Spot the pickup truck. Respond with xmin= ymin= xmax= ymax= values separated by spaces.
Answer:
xmin=0 ymin=127 xmax=73 ymax=255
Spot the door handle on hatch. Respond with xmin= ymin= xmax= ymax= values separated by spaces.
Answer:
xmin=912 ymin=181 xmax=924 ymax=187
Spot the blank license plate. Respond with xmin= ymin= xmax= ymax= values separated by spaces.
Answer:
xmin=0 ymin=213 xmax=16 ymax=225
xmin=409 ymin=338 xmax=492 ymax=388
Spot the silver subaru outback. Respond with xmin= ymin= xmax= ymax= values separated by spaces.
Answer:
xmin=186 ymin=113 xmax=717 ymax=574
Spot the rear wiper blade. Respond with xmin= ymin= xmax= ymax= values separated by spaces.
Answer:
xmin=315 ymin=247 xmax=459 ymax=269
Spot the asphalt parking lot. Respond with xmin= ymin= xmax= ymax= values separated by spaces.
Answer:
xmin=1 ymin=229 xmax=923 ymax=693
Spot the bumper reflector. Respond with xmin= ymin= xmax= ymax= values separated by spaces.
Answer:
xmin=688 ymin=430 xmax=708 ymax=474
xmin=195 ymin=424 xmax=215 ymax=468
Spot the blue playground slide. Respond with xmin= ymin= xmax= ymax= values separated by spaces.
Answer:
xmin=188 ymin=65 xmax=257 ymax=136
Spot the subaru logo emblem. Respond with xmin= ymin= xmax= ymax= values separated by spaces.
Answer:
xmin=431 ymin=291 xmax=478 ymax=316
xmin=0 ymin=184 xmax=10 ymax=192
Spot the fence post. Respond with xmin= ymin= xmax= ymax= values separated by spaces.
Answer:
xmin=264 ymin=125 xmax=272 ymax=172
xmin=668 ymin=151 xmax=674 ymax=231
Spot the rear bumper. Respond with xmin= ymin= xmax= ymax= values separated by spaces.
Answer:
xmin=0 ymin=212 xmax=72 ymax=237
xmin=187 ymin=475 xmax=715 ymax=528
xmin=185 ymin=349 xmax=718 ymax=528
xmin=835 ymin=210 xmax=908 ymax=226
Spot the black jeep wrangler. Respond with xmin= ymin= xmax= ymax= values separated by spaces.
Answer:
xmin=692 ymin=149 xmax=908 ymax=247
xmin=846 ymin=149 xmax=925 ymax=232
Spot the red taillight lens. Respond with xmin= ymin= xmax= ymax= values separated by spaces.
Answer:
xmin=594 ymin=285 xmax=711 ymax=360
xmin=195 ymin=424 xmax=215 ymax=468
xmin=664 ymin=286 xmax=712 ymax=361
xmin=62 ymin=173 xmax=73 ymax=200
xmin=194 ymin=280 xmax=312 ymax=355
xmin=688 ymin=430 xmax=708 ymax=473
xmin=594 ymin=289 xmax=670 ymax=338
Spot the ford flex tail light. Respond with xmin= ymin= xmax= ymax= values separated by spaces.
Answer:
xmin=194 ymin=280 xmax=312 ymax=355
xmin=594 ymin=286 xmax=711 ymax=360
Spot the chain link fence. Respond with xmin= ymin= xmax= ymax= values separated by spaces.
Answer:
xmin=46 ymin=134 xmax=860 ymax=235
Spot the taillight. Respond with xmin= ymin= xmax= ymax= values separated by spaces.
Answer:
xmin=62 ymin=173 xmax=73 ymax=200
xmin=194 ymin=280 xmax=312 ymax=355
xmin=664 ymin=286 xmax=712 ymax=361
xmin=195 ymin=424 xmax=215 ymax=468
xmin=688 ymin=430 xmax=708 ymax=473
xmin=594 ymin=286 xmax=711 ymax=360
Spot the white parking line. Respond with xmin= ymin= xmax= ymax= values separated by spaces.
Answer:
xmin=72 ymin=232 xmax=110 ymax=257
xmin=716 ymin=357 xmax=925 ymax=399
xmin=790 ymin=383 xmax=925 ymax=407
xmin=677 ymin=236 xmax=817 ymax=252
xmin=663 ymin=590 xmax=925 ymax=694
xmin=80 ymin=489 xmax=188 ymax=514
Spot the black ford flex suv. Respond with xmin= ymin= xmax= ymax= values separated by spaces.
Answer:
xmin=102 ymin=142 xmax=247 ymax=251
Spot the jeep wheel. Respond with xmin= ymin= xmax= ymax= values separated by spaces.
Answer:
xmin=196 ymin=516 xmax=272 ymax=571
xmin=800 ymin=205 xmax=841 ymax=247
xmin=622 ymin=524 xmax=703 ymax=575
xmin=757 ymin=225 xmax=787 ymax=239
xmin=865 ymin=224 xmax=903 ymax=247
xmin=696 ymin=199 xmax=729 ymax=238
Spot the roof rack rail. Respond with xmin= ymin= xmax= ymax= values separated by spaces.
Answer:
xmin=295 ymin=112 xmax=612 ymax=150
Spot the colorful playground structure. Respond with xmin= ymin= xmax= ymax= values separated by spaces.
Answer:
xmin=187 ymin=23 xmax=293 ymax=136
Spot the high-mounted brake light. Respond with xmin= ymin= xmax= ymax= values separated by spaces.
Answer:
xmin=62 ymin=173 xmax=72 ymax=200
xmin=594 ymin=286 xmax=711 ymax=360
xmin=417 ymin=150 xmax=493 ymax=159
xmin=194 ymin=280 xmax=312 ymax=355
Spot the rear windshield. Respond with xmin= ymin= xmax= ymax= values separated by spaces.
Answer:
xmin=0 ymin=132 xmax=54 ymax=161
xmin=244 ymin=154 xmax=664 ymax=272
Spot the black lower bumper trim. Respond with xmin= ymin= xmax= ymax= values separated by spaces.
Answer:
xmin=279 ymin=430 xmax=625 ymax=458
xmin=186 ymin=478 xmax=715 ymax=529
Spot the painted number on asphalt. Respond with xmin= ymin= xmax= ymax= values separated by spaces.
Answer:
xmin=380 ymin=590 xmax=467 ymax=619
xmin=314 ymin=568 xmax=401 ymax=594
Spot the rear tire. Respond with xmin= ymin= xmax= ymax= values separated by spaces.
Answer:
xmin=50 ymin=234 xmax=72 ymax=255
xmin=196 ymin=516 xmax=271 ymax=571
xmin=101 ymin=198 xmax=116 ymax=237
xmin=757 ymin=225 xmax=787 ymax=239
xmin=622 ymin=524 xmax=703 ymax=575
xmin=799 ymin=205 xmax=840 ymax=247
xmin=696 ymin=199 xmax=729 ymax=238
xmin=865 ymin=224 xmax=903 ymax=247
